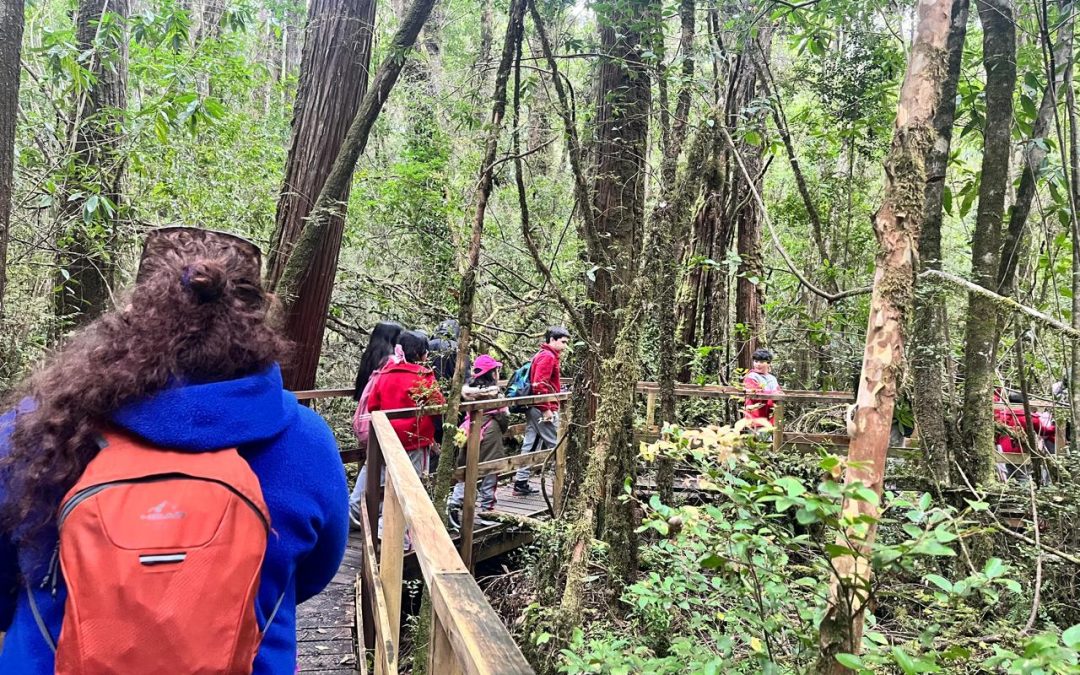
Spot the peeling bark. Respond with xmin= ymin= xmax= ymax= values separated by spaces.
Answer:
xmin=817 ymin=0 xmax=955 ymax=669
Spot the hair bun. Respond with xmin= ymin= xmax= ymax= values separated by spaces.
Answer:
xmin=182 ymin=261 xmax=226 ymax=303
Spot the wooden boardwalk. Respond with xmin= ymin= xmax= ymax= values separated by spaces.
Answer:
xmin=296 ymin=474 xmax=551 ymax=673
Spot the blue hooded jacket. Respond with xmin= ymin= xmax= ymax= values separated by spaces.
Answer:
xmin=0 ymin=364 xmax=349 ymax=674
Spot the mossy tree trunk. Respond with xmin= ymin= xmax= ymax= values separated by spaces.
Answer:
xmin=817 ymin=0 xmax=956 ymax=670
xmin=0 ymin=0 xmax=24 ymax=317
xmin=911 ymin=0 xmax=969 ymax=487
xmin=54 ymin=0 xmax=129 ymax=331
xmin=265 ymin=0 xmax=376 ymax=390
xmin=958 ymin=0 xmax=1016 ymax=486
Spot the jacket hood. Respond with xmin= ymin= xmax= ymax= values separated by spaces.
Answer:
xmin=435 ymin=319 xmax=460 ymax=340
xmin=110 ymin=364 xmax=297 ymax=451
xmin=383 ymin=361 xmax=434 ymax=376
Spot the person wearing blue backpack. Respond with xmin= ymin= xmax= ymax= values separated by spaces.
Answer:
xmin=511 ymin=327 xmax=569 ymax=496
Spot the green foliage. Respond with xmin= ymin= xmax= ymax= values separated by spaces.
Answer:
xmin=543 ymin=425 xmax=1058 ymax=673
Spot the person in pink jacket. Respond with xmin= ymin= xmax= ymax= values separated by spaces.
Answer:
xmin=743 ymin=348 xmax=781 ymax=430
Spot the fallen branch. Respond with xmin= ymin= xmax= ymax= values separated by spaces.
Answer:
xmin=920 ymin=269 xmax=1080 ymax=339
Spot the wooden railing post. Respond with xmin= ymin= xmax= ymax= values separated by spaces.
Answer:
xmin=380 ymin=477 xmax=405 ymax=668
xmin=361 ymin=430 xmax=383 ymax=650
xmin=427 ymin=593 xmax=464 ymax=675
xmin=773 ymin=400 xmax=785 ymax=453
xmin=645 ymin=390 xmax=657 ymax=430
xmin=459 ymin=409 xmax=483 ymax=570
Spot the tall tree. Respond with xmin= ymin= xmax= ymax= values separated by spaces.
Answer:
xmin=589 ymin=0 xmax=653 ymax=584
xmin=959 ymin=0 xmax=1016 ymax=484
xmin=55 ymin=0 xmax=130 ymax=329
xmin=732 ymin=36 xmax=771 ymax=370
xmin=911 ymin=0 xmax=970 ymax=486
xmin=816 ymin=1 xmax=957 ymax=669
xmin=266 ymin=0 xmax=376 ymax=390
xmin=0 ymin=0 xmax=25 ymax=317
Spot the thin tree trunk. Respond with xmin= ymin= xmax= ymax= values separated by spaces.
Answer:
xmin=273 ymin=0 xmax=440 ymax=331
xmin=0 ymin=0 xmax=24 ymax=317
xmin=912 ymin=0 xmax=969 ymax=487
xmin=997 ymin=0 xmax=1075 ymax=297
xmin=265 ymin=0 xmax=376 ymax=390
xmin=55 ymin=0 xmax=129 ymax=330
xmin=654 ymin=0 xmax=695 ymax=503
xmin=816 ymin=0 xmax=956 ymax=670
xmin=959 ymin=0 xmax=1016 ymax=486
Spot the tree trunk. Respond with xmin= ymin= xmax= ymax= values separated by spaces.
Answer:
xmin=911 ymin=0 xmax=969 ymax=487
xmin=0 ymin=0 xmax=24 ymax=317
xmin=653 ymin=0 xmax=695 ymax=504
xmin=55 ymin=0 xmax=130 ymax=330
xmin=272 ymin=0 xmax=440 ymax=328
xmin=266 ymin=0 xmax=376 ymax=390
xmin=590 ymin=0 xmax=653 ymax=586
xmin=733 ymin=45 xmax=769 ymax=370
xmin=816 ymin=0 xmax=956 ymax=670
xmin=959 ymin=0 xmax=1016 ymax=486
xmin=997 ymin=0 xmax=1075 ymax=297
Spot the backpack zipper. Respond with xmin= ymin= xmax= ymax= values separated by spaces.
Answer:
xmin=51 ymin=473 xmax=270 ymax=594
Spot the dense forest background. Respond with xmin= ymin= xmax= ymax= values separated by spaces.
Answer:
xmin=4 ymin=0 xmax=1080 ymax=670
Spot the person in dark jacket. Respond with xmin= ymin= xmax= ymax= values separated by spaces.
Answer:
xmin=514 ymin=327 xmax=569 ymax=496
xmin=428 ymin=319 xmax=462 ymax=384
xmin=0 ymin=227 xmax=347 ymax=674
xmin=447 ymin=356 xmax=507 ymax=529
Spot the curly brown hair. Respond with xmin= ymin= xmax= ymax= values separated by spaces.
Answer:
xmin=1 ymin=227 xmax=290 ymax=551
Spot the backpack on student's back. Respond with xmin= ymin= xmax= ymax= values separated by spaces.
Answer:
xmin=34 ymin=429 xmax=277 ymax=675
xmin=506 ymin=362 xmax=532 ymax=413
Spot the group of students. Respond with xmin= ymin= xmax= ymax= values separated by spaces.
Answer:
xmin=346 ymin=320 xmax=571 ymax=532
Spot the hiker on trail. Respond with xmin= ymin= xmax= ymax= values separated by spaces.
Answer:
xmin=353 ymin=321 xmax=404 ymax=402
xmin=348 ymin=320 xmax=404 ymax=526
xmin=353 ymin=330 xmax=445 ymax=517
xmin=429 ymin=318 xmax=465 ymax=385
xmin=447 ymin=355 xmax=508 ymax=530
xmin=0 ymin=227 xmax=348 ymax=674
xmin=743 ymin=347 xmax=782 ymax=430
xmin=513 ymin=327 xmax=569 ymax=497
xmin=993 ymin=388 xmax=1056 ymax=482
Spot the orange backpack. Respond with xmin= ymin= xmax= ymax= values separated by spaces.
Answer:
xmin=29 ymin=430 xmax=277 ymax=674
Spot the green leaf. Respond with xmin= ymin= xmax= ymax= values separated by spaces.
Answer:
xmin=924 ymin=574 xmax=953 ymax=594
xmin=983 ymin=557 xmax=1005 ymax=579
xmin=1063 ymin=624 xmax=1080 ymax=649
xmin=892 ymin=646 xmax=919 ymax=674
xmin=835 ymin=653 xmax=864 ymax=669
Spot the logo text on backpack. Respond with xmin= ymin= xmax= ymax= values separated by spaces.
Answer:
xmin=140 ymin=501 xmax=187 ymax=521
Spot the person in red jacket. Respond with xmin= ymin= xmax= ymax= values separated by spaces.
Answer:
xmin=514 ymin=326 xmax=569 ymax=495
xmin=354 ymin=331 xmax=445 ymax=515
xmin=743 ymin=347 xmax=781 ymax=431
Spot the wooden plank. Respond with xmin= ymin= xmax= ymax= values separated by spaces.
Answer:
xmin=460 ymin=410 xmax=484 ymax=570
xmin=429 ymin=571 xmax=533 ymax=675
xmin=452 ymin=449 xmax=552 ymax=481
xmin=293 ymin=387 xmax=356 ymax=400
xmin=380 ymin=479 xmax=405 ymax=661
xmin=645 ymin=391 xmax=656 ymax=428
xmin=358 ymin=501 xmax=398 ymax=675
xmin=370 ymin=413 xmax=468 ymax=588
xmin=428 ymin=611 xmax=464 ymax=675
xmin=772 ymin=401 xmax=784 ymax=454
xmin=554 ymin=416 xmax=566 ymax=517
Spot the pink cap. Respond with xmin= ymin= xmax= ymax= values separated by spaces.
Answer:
xmin=471 ymin=354 xmax=503 ymax=378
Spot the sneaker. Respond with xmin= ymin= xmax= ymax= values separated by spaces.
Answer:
xmin=447 ymin=504 xmax=462 ymax=531
xmin=513 ymin=480 xmax=537 ymax=496
xmin=481 ymin=501 xmax=497 ymax=512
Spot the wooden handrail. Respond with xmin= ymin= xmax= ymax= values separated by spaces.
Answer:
xmin=357 ymin=411 xmax=533 ymax=674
